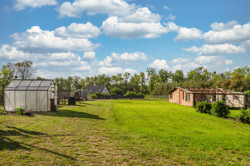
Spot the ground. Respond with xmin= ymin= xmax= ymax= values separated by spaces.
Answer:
xmin=0 ymin=100 xmax=249 ymax=165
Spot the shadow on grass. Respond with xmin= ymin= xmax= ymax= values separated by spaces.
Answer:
xmin=37 ymin=110 xmax=105 ymax=120
xmin=0 ymin=127 xmax=76 ymax=161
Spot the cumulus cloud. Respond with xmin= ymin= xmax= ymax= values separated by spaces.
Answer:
xmin=99 ymin=52 xmax=147 ymax=66
xmin=184 ymin=44 xmax=246 ymax=55
xmin=120 ymin=7 xmax=161 ymax=23
xmin=111 ymin=52 xmax=147 ymax=62
xmin=14 ymin=0 xmax=57 ymax=10
xmin=11 ymin=26 xmax=99 ymax=53
xmin=149 ymin=59 xmax=170 ymax=70
xmin=194 ymin=56 xmax=233 ymax=66
xmin=58 ymin=0 xmax=135 ymax=17
xmin=175 ymin=27 xmax=202 ymax=41
xmin=164 ymin=22 xmax=202 ymax=41
xmin=55 ymin=22 xmax=101 ymax=38
xmin=0 ymin=44 xmax=31 ymax=60
xmin=82 ymin=51 xmax=96 ymax=60
xmin=171 ymin=58 xmax=190 ymax=64
xmin=102 ymin=16 xmax=167 ymax=39
xmin=98 ymin=67 xmax=137 ymax=75
xmin=203 ymin=22 xmax=250 ymax=43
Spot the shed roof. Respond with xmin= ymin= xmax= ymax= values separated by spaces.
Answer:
xmin=5 ymin=79 xmax=54 ymax=91
xmin=169 ymin=87 xmax=246 ymax=95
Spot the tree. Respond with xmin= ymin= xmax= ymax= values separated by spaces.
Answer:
xmin=172 ymin=70 xmax=184 ymax=84
xmin=15 ymin=60 xmax=35 ymax=79
xmin=0 ymin=67 xmax=14 ymax=104
xmin=109 ymin=87 xmax=123 ymax=96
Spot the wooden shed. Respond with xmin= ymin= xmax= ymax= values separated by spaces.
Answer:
xmin=169 ymin=87 xmax=246 ymax=108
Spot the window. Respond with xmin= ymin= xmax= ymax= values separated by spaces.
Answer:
xmin=212 ymin=95 xmax=216 ymax=102
xmin=170 ymin=94 xmax=173 ymax=99
xmin=183 ymin=91 xmax=184 ymax=99
xmin=186 ymin=93 xmax=190 ymax=101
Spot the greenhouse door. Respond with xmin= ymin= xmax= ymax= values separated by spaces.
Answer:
xmin=37 ymin=91 xmax=48 ymax=111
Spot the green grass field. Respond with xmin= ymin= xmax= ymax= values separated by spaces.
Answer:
xmin=0 ymin=100 xmax=249 ymax=165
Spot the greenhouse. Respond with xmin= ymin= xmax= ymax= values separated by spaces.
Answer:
xmin=4 ymin=79 xmax=57 ymax=112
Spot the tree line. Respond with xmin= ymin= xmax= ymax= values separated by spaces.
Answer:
xmin=0 ymin=60 xmax=249 ymax=102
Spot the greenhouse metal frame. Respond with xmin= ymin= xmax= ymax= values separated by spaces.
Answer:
xmin=4 ymin=79 xmax=57 ymax=112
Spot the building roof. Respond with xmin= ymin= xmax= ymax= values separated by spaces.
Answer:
xmin=169 ymin=87 xmax=246 ymax=95
xmin=82 ymin=86 xmax=107 ymax=94
xmin=5 ymin=79 xmax=54 ymax=91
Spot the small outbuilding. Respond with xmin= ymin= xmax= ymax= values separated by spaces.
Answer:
xmin=169 ymin=87 xmax=246 ymax=108
xmin=4 ymin=79 xmax=57 ymax=112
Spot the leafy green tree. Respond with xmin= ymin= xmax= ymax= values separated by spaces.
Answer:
xmin=15 ymin=60 xmax=35 ymax=79
xmin=109 ymin=87 xmax=123 ymax=96
xmin=0 ymin=67 xmax=14 ymax=104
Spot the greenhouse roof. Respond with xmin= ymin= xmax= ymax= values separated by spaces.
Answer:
xmin=5 ymin=79 xmax=54 ymax=91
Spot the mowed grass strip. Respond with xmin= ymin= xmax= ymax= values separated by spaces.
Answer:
xmin=0 ymin=100 xmax=249 ymax=165
xmin=106 ymin=100 xmax=250 ymax=165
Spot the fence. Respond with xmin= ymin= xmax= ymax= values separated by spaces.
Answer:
xmin=96 ymin=95 xmax=144 ymax=100
xmin=146 ymin=95 xmax=169 ymax=101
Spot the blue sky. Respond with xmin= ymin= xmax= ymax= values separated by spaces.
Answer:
xmin=0 ymin=0 xmax=250 ymax=78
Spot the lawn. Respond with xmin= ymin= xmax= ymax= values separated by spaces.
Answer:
xmin=0 ymin=100 xmax=249 ymax=165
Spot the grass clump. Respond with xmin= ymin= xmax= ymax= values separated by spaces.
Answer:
xmin=16 ymin=108 xmax=24 ymax=115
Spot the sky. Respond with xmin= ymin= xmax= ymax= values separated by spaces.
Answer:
xmin=0 ymin=0 xmax=250 ymax=78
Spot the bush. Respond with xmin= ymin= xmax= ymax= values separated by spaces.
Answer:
xmin=89 ymin=94 xmax=97 ymax=100
xmin=195 ymin=101 xmax=212 ymax=114
xmin=125 ymin=91 xmax=136 ymax=98
xmin=238 ymin=108 xmax=250 ymax=124
xmin=212 ymin=101 xmax=230 ymax=118
xmin=16 ymin=108 xmax=24 ymax=115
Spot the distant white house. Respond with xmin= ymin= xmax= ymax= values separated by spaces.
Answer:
xmin=77 ymin=86 xmax=110 ymax=100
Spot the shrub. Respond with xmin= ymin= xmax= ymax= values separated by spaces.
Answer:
xmin=238 ymin=108 xmax=250 ymax=124
xmin=16 ymin=108 xmax=24 ymax=115
xmin=212 ymin=101 xmax=230 ymax=118
xmin=195 ymin=101 xmax=212 ymax=114
xmin=89 ymin=94 xmax=97 ymax=100
xmin=125 ymin=91 xmax=136 ymax=98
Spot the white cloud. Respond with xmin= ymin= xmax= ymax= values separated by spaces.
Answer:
xmin=165 ymin=22 xmax=179 ymax=32
xmin=210 ymin=20 xmax=238 ymax=31
xmin=111 ymin=52 xmax=147 ymax=62
xmin=184 ymin=44 xmax=246 ymax=55
xmin=203 ymin=22 xmax=250 ymax=43
xmin=241 ymin=40 xmax=250 ymax=48
xmin=0 ymin=44 xmax=31 ymax=60
xmin=83 ymin=51 xmax=96 ymax=60
xmin=166 ymin=14 xmax=176 ymax=21
xmin=194 ymin=56 xmax=233 ymax=65
xmin=102 ymin=16 xmax=167 ymax=39
xmin=55 ymin=22 xmax=101 ymax=38
xmin=11 ymin=26 xmax=99 ymax=53
xmin=175 ymin=27 xmax=202 ymax=41
xmin=98 ymin=52 xmax=147 ymax=67
xmin=171 ymin=58 xmax=190 ymax=64
xmin=149 ymin=59 xmax=170 ymax=70
xmin=98 ymin=66 xmax=137 ymax=75
xmin=120 ymin=7 xmax=161 ymax=23
xmin=14 ymin=0 xmax=57 ymax=10
xmin=58 ymin=0 xmax=135 ymax=17
xmin=164 ymin=22 xmax=202 ymax=41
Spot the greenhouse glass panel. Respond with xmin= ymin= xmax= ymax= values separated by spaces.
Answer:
xmin=15 ymin=91 xmax=26 ymax=109
xmin=4 ymin=91 xmax=15 ymax=111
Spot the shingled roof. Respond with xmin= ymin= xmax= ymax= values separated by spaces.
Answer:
xmin=83 ymin=86 xmax=107 ymax=94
